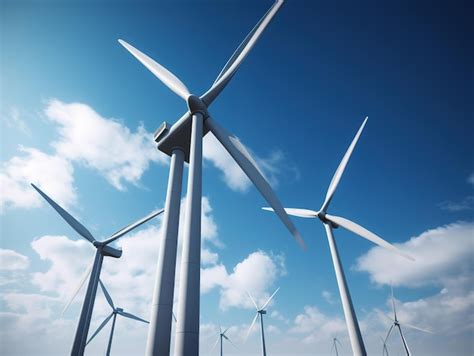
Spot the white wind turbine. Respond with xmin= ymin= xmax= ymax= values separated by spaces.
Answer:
xmin=381 ymin=286 xmax=433 ymax=356
xmin=245 ymin=287 xmax=280 ymax=356
xmin=263 ymin=118 xmax=414 ymax=356
xmin=31 ymin=183 xmax=163 ymax=356
xmin=210 ymin=326 xmax=238 ymax=356
xmin=118 ymin=1 xmax=304 ymax=355
xmin=86 ymin=280 xmax=149 ymax=356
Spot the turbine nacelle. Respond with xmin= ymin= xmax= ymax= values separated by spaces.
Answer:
xmin=101 ymin=245 xmax=123 ymax=259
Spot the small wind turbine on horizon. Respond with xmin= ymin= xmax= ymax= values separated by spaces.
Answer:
xmin=262 ymin=118 xmax=414 ymax=356
xmin=331 ymin=336 xmax=343 ymax=356
xmin=210 ymin=326 xmax=238 ymax=356
xmin=118 ymin=1 xmax=304 ymax=354
xmin=380 ymin=286 xmax=433 ymax=356
xmin=86 ymin=280 xmax=149 ymax=356
xmin=30 ymin=183 xmax=163 ymax=356
xmin=245 ymin=287 xmax=280 ymax=356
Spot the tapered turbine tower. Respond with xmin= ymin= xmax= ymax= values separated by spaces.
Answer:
xmin=86 ymin=280 xmax=149 ymax=356
xmin=263 ymin=118 xmax=414 ymax=356
xmin=245 ymin=287 xmax=280 ymax=356
xmin=31 ymin=183 xmax=163 ymax=356
xmin=119 ymin=1 xmax=304 ymax=355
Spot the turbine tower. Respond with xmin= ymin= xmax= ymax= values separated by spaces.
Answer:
xmin=382 ymin=286 xmax=433 ymax=356
xmin=118 ymin=1 xmax=304 ymax=355
xmin=245 ymin=287 xmax=280 ymax=356
xmin=31 ymin=183 xmax=163 ymax=356
xmin=210 ymin=326 xmax=237 ymax=356
xmin=262 ymin=118 xmax=414 ymax=356
xmin=86 ymin=280 xmax=149 ymax=356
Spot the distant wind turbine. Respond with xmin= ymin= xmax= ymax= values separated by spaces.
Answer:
xmin=331 ymin=336 xmax=343 ymax=356
xmin=31 ymin=183 xmax=163 ymax=356
xmin=381 ymin=286 xmax=433 ymax=356
xmin=118 ymin=1 xmax=304 ymax=354
xmin=246 ymin=287 xmax=280 ymax=356
xmin=210 ymin=326 xmax=238 ymax=356
xmin=86 ymin=280 xmax=149 ymax=355
xmin=262 ymin=118 xmax=414 ymax=356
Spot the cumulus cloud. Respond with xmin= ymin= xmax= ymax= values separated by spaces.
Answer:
xmin=0 ymin=147 xmax=76 ymax=211
xmin=45 ymin=99 xmax=167 ymax=190
xmin=2 ymin=107 xmax=31 ymax=136
xmin=355 ymin=221 xmax=474 ymax=288
xmin=201 ymin=250 xmax=286 ymax=310
xmin=203 ymin=132 xmax=292 ymax=192
xmin=0 ymin=249 xmax=30 ymax=271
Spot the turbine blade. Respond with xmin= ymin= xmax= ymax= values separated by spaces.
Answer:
xmin=401 ymin=322 xmax=434 ymax=334
xmin=118 ymin=39 xmax=190 ymax=100
xmin=320 ymin=117 xmax=368 ymax=212
xmin=210 ymin=335 xmax=220 ymax=352
xmin=206 ymin=117 xmax=306 ymax=249
xmin=117 ymin=310 xmax=149 ymax=324
xmin=261 ymin=287 xmax=280 ymax=310
xmin=99 ymin=279 xmax=114 ymax=309
xmin=376 ymin=308 xmax=395 ymax=323
xmin=246 ymin=290 xmax=259 ymax=310
xmin=86 ymin=313 xmax=114 ymax=345
xmin=224 ymin=335 xmax=239 ymax=350
xmin=222 ymin=327 xmax=230 ymax=336
xmin=391 ymin=285 xmax=398 ymax=321
xmin=397 ymin=325 xmax=412 ymax=355
xmin=262 ymin=207 xmax=318 ymax=218
xmin=31 ymin=183 xmax=95 ymax=243
xmin=324 ymin=214 xmax=414 ymax=261
xmin=61 ymin=259 xmax=94 ymax=316
xmin=245 ymin=313 xmax=259 ymax=341
xmin=384 ymin=324 xmax=395 ymax=345
xmin=103 ymin=208 xmax=164 ymax=245
xmin=201 ymin=0 xmax=284 ymax=106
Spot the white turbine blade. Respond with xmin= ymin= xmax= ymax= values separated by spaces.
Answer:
xmin=245 ymin=313 xmax=259 ymax=341
xmin=375 ymin=308 xmax=395 ymax=323
xmin=262 ymin=207 xmax=318 ymax=219
xmin=397 ymin=325 xmax=412 ymax=355
xmin=320 ymin=117 xmax=368 ymax=212
xmin=31 ymin=183 xmax=95 ymax=243
xmin=246 ymin=290 xmax=259 ymax=311
xmin=401 ymin=322 xmax=434 ymax=334
xmin=99 ymin=279 xmax=114 ymax=309
xmin=103 ymin=208 xmax=164 ymax=245
xmin=118 ymin=39 xmax=190 ymax=100
xmin=61 ymin=259 xmax=93 ymax=316
xmin=324 ymin=214 xmax=414 ymax=261
xmin=201 ymin=0 xmax=284 ymax=106
xmin=391 ymin=285 xmax=398 ymax=320
xmin=206 ymin=117 xmax=306 ymax=249
xmin=261 ymin=287 xmax=280 ymax=310
xmin=86 ymin=313 xmax=114 ymax=345
xmin=384 ymin=324 xmax=395 ymax=345
xmin=210 ymin=336 xmax=220 ymax=352
xmin=222 ymin=327 xmax=230 ymax=336
xmin=117 ymin=310 xmax=149 ymax=324
xmin=223 ymin=334 xmax=239 ymax=350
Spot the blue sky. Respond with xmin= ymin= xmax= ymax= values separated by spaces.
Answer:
xmin=1 ymin=0 xmax=472 ymax=355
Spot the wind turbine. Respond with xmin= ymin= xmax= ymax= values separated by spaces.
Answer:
xmin=381 ymin=286 xmax=433 ymax=356
xmin=380 ymin=336 xmax=389 ymax=356
xmin=331 ymin=336 xmax=343 ymax=356
xmin=86 ymin=280 xmax=149 ymax=356
xmin=210 ymin=326 xmax=238 ymax=356
xmin=262 ymin=118 xmax=414 ymax=356
xmin=118 ymin=1 xmax=304 ymax=355
xmin=30 ymin=183 xmax=163 ymax=356
xmin=245 ymin=287 xmax=280 ymax=356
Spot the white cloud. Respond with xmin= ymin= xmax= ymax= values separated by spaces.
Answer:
xmin=322 ymin=290 xmax=337 ymax=305
xmin=0 ymin=249 xmax=30 ymax=271
xmin=203 ymin=132 xmax=291 ymax=192
xmin=290 ymin=306 xmax=347 ymax=342
xmin=201 ymin=250 xmax=286 ymax=310
xmin=355 ymin=221 xmax=474 ymax=288
xmin=438 ymin=196 xmax=474 ymax=212
xmin=45 ymin=99 xmax=167 ymax=190
xmin=0 ymin=147 xmax=76 ymax=211
xmin=467 ymin=173 xmax=474 ymax=186
xmin=2 ymin=107 xmax=31 ymax=136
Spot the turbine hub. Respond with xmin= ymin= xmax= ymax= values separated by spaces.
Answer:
xmin=187 ymin=95 xmax=208 ymax=117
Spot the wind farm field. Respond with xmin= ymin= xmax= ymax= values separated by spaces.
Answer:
xmin=0 ymin=0 xmax=472 ymax=355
